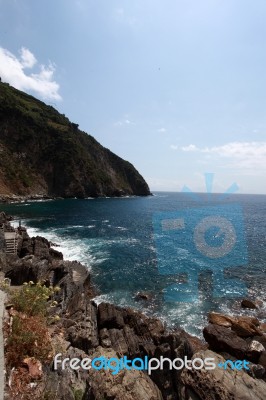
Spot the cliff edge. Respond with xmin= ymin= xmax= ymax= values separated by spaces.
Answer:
xmin=0 ymin=81 xmax=151 ymax=199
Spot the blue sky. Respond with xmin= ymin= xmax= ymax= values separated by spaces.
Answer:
xmin=0 ymin=0 xmax=266 ymax=194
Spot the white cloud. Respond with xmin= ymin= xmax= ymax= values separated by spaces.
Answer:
xmin=0 ymin=46 xmax=61 ymax=101
xmin=20 ymin=47 xmax=36 ymax=68
xmin=181 ymin=144 xmax=198 ymax=152
xmin=180 ymin=141 xmax=266 ymax=169
xmin=158 ymin=128 xmax=166 ymax=133
xmin=114 ymin=117 xmax=135 ymax=127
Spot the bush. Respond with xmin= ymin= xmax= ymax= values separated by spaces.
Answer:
xmin=5 ymin=314 xmax=52 ymax=367
xmin=11 ymin=281 xmax=59 ymax=317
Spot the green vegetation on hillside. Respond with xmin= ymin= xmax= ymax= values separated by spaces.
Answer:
xmin=0 ymin=81 xmax=151 ymax=198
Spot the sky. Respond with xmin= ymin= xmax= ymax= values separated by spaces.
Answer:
xmin=0 ymin=0 xmax=266 ymax=194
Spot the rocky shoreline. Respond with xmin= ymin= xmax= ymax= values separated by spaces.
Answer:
xmin=0 ymin=193 xmax=153 ymax=204
xmin=0 ymin=211 xmax=266 ymax=399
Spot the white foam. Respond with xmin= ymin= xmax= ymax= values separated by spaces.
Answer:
xmin=18 ymin=219 xmax=95 ymax=269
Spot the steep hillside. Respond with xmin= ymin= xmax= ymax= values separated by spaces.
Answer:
xmin=0 ymin=81 xmax=151 ymax=198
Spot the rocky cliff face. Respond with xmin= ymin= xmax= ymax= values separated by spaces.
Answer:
xmin=0 ymin=82 xmax=151 ymax=198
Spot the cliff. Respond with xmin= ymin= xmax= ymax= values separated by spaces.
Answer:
xmin=0 ymin=81 xmax=151 ymax=198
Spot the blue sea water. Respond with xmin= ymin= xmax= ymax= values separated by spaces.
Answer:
xmin=1 ymin=192 xmax=266 ymax=336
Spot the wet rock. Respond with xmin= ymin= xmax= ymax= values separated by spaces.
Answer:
xmin=241 ymin=299 xmax=258 ymax=309
xmin=135 ymin=291 xmax=152 ymax=301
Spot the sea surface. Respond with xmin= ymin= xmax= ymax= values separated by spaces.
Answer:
xmin=1 ymin=192 xmax=266 ymax=336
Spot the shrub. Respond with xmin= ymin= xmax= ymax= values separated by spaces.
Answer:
xmin=5 ymin=314 xmax=52 ymax=367
xmin=11 ymin=282 xmax=59 ymax=317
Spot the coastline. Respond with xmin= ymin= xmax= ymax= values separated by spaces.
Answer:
xmin=0 ymin=193 xmax=154 ymax=205
xmin=0 ymin=211 xmax=266 ymax=399
xmin=4 ymin=208 xmax=266 ymax=338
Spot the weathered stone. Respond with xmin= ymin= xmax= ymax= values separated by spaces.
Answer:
xmin=85 ymin=347 xmax=163 ymax=400
xmin=66 ymin=301 xmax=99 ymax=352
xmin=208 ymin=312 xmax=233 ymax=327
xmin=231 ymin=320 xmax=262 ymax=337
xmin=180 ymin=350 xmax=266 ymax=400
xmin=99 ymin=328 xmax=112 ymax=348
xmin=247 ymin=341 xmax=266 ymax=363
xmin=98 ymin=302 xmax=125 ymax=330
xmin=108 ymin=328 xmax=129 ymax=354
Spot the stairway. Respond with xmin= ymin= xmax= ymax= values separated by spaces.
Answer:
xmin=4 ymin=232 xmax=18 ymax=254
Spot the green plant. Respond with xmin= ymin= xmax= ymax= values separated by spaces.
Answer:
xmin=11 ymin=281 xmax=60 ymax=317
xmin=72 ymin=388 xmax=84 ymax=400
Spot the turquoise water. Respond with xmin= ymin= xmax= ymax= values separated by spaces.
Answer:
xmin=1 ymin=192 xmax=266 ymax=336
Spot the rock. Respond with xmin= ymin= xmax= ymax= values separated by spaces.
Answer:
xmin=98 ymin=302 xmax=125 ymax=330
xmin=44 ymin=340 xmax=88 ymax=400
xmin=135 ymin=292 xmax=152 ymax=301
xmin=247 ymin=362 xmax=266 ymax=380
xmin=247 ymin=341 xmax=265 ymax=363
xmin=66 ymin=300 xmax=99 ymax=352
xmin=241 ymin=299 xmax=258 ymax=309
xmin=260 ymin=323 xmax=266 ymax=333
xmin=259 ymin=351 xmax=266 ymax=369
xmin=85 ymin=347 xmax=163 ymax=400
xmin=179 ymin=350 xmax=266 ymax=400
xmin=23 ymin=357 xmax=43 ymax=379
xmin=203 ymin=324 xmax=248 ymax=359
xmin=99 ymin=328 xmax=112 ymax=348
xmin=231 ymin=319 xmax=262 ymax=337
xmin=208 ymin=312 xmax=233 ymax=327
xmin=236 ymin=315 xmax=260 ymax=327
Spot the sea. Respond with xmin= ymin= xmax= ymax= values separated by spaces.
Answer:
xmin=1 ymin=192 xmax=266 ymax=337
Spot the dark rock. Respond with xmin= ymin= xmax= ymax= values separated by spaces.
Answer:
xmin=98 ymin=302 xmax=125 ymax=330
xmin=241 ymin=299 xmax=258 ymax=309
xmin=66 ymin=300 xmax=99 ymax=352
xmin=247 ymin=362 xmax=266 ymax=380
xmin=203 ymin=324 xmax=248 ymax=359
xmin=135 ymin=291 xmax=153 ymax=301
xmin=49 ymin=247 xmax=63 ymax=260
xmin=259 ymin=351 xmax=266 ymax=369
